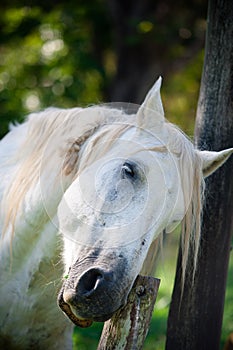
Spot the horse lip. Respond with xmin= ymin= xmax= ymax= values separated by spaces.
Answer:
xmin=57 ymin=287 xmax=93 ymax=328
xmin=58 ymin=285 xmax=121 ymax=324
xmin=91 ymin=312 xmax=115 ymax=322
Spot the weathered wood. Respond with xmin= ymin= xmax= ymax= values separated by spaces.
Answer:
xmin=166 ymin=0 xmax=233 ymax=349
xmin=97 ymin=275 xmax=160 ymax=350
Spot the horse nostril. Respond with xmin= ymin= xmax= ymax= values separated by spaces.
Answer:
xmin=78 ymin=268 xmax=105 ymax=297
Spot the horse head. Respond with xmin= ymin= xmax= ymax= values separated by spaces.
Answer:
xmin=57 ymin=78 xmax=233 ymax=325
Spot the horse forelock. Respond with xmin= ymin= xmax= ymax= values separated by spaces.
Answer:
xmin=1 ymin=106 xmax=134 ymax=237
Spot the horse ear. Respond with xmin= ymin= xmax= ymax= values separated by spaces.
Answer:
xmin=199 ymin=148 xmax=233 ymax=177
xmin=137 ymin=77 xmax=165 ymax=132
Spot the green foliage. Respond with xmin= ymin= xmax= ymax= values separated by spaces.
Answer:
xmin=0 ymin=2 xmax=206 ymax=139
xmin=0 ymin=2 xmax=111 ymax=138
xmin=0 ymin=1 xmax=208 ymax=139
xmin=73 ymin=322 xmax=103 ymax=350
xmin=162 ymin=50 xmax=204 ymax=137
xmin=221 ymin=246 xmax=233 ymax=349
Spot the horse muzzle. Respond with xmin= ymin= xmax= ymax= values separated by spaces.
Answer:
xmin=58 ymin=264 xmax=129 ymax=325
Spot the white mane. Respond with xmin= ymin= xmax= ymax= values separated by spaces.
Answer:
xmin=1 ymin=107 xmax=133 ymax=236
xmin=166 ymin=123 xmax=205 ymax=288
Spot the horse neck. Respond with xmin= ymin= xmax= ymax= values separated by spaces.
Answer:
xmin=0 ymin=120 xmax=73 ymax=349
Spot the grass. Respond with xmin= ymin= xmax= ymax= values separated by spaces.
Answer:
xmin=73 ymin=234 xmax=233 ymax=349
xmin=221 ymin=245 xmax=233 ymax=349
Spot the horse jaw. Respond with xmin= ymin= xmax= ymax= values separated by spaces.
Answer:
xmin=136 ymin=76 xmax=165 ymax=134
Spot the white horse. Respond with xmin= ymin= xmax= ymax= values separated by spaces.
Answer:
xmin=0 ymin=78 xmax=232 ymax=349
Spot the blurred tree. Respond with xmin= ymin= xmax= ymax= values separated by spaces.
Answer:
xmin=166 ymin=0 xmax=233 ymax=348
xmin=0 ymin=0 xmax=111 ymax=137
xmin=107 ymin=0 xmax=207 ymax=103
xmin=0 ymin=1 xmax=207 ymax=139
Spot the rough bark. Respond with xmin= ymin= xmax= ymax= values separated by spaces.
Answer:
xmin=97 ymin=275 xmax=160 ymax=350
xmin=166 ymin=0 xmax=233 ymax=349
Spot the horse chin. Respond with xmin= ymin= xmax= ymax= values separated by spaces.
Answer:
xmin=90 ymin=312 xmax=115 ymax=323
xmin=69 ymin=301 xmax=116 ymax=323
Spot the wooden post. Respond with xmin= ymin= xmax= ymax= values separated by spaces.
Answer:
xmin=97 ymin=275 xmax=160 ymax=350
xmin=166 ymin=0 xmax=233 ymax=349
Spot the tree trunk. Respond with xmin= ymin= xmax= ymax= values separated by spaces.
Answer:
xmin=97 ymin=276 xmax=160 ymax=350
xmin=106 ymin=0 xmax=207 ymax=103
xmin=166 ymin=0 xmax=233 ymax=349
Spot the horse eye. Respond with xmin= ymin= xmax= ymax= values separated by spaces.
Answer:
xmin=121 ymin=162 xmax=135 ymax=179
